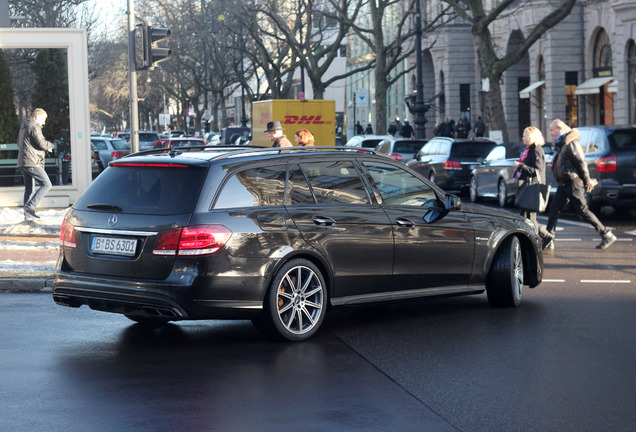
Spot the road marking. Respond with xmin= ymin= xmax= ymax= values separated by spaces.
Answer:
xmin=580 ymin=280 xmax=632 ymax=284
xmin=553 ymin=238 xmax=581 ymax=242
xmin=625 ymin=230 xmax=636 ymax=236
xmin=543 ymin=279 xmax=565 ymax=283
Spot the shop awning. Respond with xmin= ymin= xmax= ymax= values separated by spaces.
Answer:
xmin=574 ymin=77 xmax=614 ymax=95
xmin=608 ymin=81 xmax=617 ymax=93
xmin=519 ymin=81 xmax=545 ymax=99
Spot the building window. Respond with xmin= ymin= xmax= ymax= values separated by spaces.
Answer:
xmin=593 ymin=29 xmax=613 ymax=125
xmin=565 ymin=71 xmax=578 ymax=127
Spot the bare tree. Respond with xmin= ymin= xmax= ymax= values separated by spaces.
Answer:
xmin=443 ymin=0 xmax=577 ymax=142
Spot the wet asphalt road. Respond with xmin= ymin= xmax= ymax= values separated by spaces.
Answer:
xmin=1 ymin=210 xmax=635 ymax=432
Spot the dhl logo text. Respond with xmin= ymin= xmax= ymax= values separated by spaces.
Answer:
xmin=283 ymin=115 xmax=332 ymax=125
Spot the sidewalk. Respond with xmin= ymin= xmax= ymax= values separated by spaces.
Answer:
xmin=0 ymin=208 xmax=65 ymax=292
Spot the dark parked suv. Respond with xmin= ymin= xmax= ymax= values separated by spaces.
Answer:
xmin=575 ymin=126 xmax=636 ymax=211
xmin=406 ymin=137 xmax=497 ymax=192
xmin=54 ymin=146 xmax=543 ymax=341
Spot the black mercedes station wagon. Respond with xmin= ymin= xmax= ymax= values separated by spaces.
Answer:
xmin=54 ymin=146 xmax=544 ymax=341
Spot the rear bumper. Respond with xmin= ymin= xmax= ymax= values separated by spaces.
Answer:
xmin=595 ymin=183 xmax=636 ymax=207
xmin=53 ymin=270 xmax=267 ymax=321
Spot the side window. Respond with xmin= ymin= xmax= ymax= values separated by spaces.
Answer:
xmin=299 ymin=160 xmax=370 ymax=205
xmin=486 ymin=146 xmax=505 ymax=161
xmin=586 ymin=129 xmax=601 ymax=154
xmin=214 ymin=164 xmax=287 ymax=209
xmin=289 ymin=165 xmax=315 ymax=205
xmin=362 ymin=161 xmax=439 ymax=207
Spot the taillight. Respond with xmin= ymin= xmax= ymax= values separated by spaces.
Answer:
xmin=443 ymin=160 xmax=462 ymax=170
xmin=153 ymin=225 xmax=232 ymax=256
xmin=111 ymin=151 xmax=124 ymax=159
xmin=597 ymin=156 xmax=617 ymax=173
xmin=390 ymin=153 xmax=403 ymax=161
xmin=60 ymin=219 xmax=77 ymax=249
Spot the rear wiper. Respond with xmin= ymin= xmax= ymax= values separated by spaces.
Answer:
xmin=86 ymin=203 xmax=123 ymax=212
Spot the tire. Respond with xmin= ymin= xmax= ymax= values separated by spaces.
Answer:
xmin=469 ymin=176 xmax=479 ymax=202
xmin=497 ymin=179 xmax=508 ymax=207
xmin=487 ymin=236 xmax=523 ymax=307
xmin=263 ymin=259 xmax=327 ymax=341
xmin=429 ymin=171 xmax=436 ymax=184
xmin=125 ymin=314 xmax=171 ymax=327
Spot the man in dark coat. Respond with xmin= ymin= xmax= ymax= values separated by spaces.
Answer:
xmin=400 ymin=121 xmax=414 ymax=138
xmin=436 ymin=118 xmax=454 ymax=137
xmin=18 ymin=108 xmax=54 ymax=220
xmin=544 ymin=119 xmax=616 ymax=250
xmin=474 ymin=116 xmax=485 ymax=137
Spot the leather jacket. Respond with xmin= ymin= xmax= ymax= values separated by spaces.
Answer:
xmin=551 ymin=129 xmax=591 ymax=187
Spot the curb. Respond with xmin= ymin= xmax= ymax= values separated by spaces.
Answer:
xmin=0 ymin=277 xmax=54 ymax=293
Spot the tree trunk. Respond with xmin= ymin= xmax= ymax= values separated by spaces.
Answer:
xmin=485 ymin=71 xmax=508 ymax=142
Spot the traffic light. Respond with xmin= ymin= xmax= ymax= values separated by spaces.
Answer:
xmin=141 ymin=25 xmax=172 ymax=69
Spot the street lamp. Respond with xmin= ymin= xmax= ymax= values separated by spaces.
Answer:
xmin=412 ymin=0 xmax=428 ymax=139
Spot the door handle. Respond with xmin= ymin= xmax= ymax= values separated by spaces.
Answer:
xmin=313 ymin=216 xmax=336 ymax=226
xmin=395 ymin=217 xmax=415 ymax=227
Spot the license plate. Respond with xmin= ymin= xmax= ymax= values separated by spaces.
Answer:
xmin=91 ymin=236 xmax=137 ymax=256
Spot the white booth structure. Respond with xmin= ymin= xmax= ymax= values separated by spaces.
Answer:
xmin=0 ymin=28 xmax=91 ymax=208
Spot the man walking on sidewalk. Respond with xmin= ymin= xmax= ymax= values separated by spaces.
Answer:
xmin=18 ymin=108 xmax=54 ymax=220
xmin=544 ymin=119 xmax=616 ymax=250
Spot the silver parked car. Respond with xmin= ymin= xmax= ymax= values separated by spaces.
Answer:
xmin=90 ymin=137 xmax=131 ymax=171
xmin=469 ymin=143 xmax=555 ymax=207
xmin=374 ymin=138 xmax=429 ymax=164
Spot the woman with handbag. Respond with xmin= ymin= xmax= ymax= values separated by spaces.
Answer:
xmin=514 ymin=126 xmax=552 ymax=241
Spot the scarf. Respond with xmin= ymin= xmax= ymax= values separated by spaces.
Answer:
xmin=514 ymin=146 xmax=530 ymax=178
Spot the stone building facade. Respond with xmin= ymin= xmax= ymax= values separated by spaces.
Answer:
xmin=413 ymin=0 xmax=635 ymax=141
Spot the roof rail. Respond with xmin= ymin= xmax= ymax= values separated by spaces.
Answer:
xmin=211 ymin=146 xmax=377 ymax=160
xmin=125 ymin=145 xmax=377 ymax=160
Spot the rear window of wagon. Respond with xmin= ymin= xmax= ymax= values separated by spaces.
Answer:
xmin=75 ymin=164 xmax=207 ymax=215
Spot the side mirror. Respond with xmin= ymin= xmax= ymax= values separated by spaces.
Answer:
xmin=445 ymin=193 xmax=461 ymax=211
xmin=477 ymin=157 xmax=484 ymax=164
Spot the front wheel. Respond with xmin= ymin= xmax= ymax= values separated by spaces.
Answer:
xmin=429 ymin=171 xmax=436 ymax=184
xmin=497 ymin=179 xmax=508 ymax=207
xmin=469 ymin=176 xmax=479 ymax=202
xmin=487 ymin=236 xmax=523 ymax=307
xmin=263 ymin=259 xmax=327 ymax=341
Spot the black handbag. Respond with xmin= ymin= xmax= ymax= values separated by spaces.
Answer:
xmin=515 ymin=183 xmax=550 ymax=213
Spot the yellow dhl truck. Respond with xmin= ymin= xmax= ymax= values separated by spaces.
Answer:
xmin=251 ymin=99 xmax=336 ymax=147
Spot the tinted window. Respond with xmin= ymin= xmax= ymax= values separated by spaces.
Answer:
xmin=75 ymin=165 xmax=206 ymax=215
xmin=362 ymin=161 xmax=438 ymax=207
xmin=214 ymin=165 xmax=287 ymax=209
xmin=299 ymin=161 xmax=370 ymax=205
xmin=393 ymin=141 xmax=425 ymax=153
xmin=139 ymin=133 xmax=159 ymax=141
xmin=361 ymin=139 xmax=384 ymax=148
xmin=609 ymin=129 xmax=636 ymax=152
xmin=450 ymin=142 xmax=496 ymax=159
